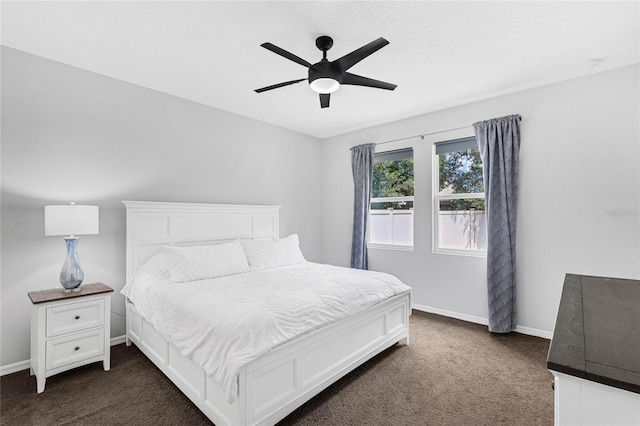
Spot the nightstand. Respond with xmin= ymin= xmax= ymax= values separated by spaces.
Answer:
xmin=28 ymin=283 xmax=113 ymax=393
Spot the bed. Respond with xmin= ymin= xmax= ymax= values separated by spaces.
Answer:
xmin=121 ymin=201 xmax=411 ymax=426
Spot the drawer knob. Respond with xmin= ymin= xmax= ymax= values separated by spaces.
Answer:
xmin=74 ymin=346 xmax=80 ymax=351
xmin=75 ymin=315 xmax=80 ymax=320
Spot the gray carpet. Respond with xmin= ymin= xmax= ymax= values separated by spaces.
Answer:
xmin=0 ymin=311 xmax=553 ymax=425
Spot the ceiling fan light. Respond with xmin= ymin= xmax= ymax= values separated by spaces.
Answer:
xmin=310 ymin=78 xmax=340 ymax=94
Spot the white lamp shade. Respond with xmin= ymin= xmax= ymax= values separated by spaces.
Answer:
xmin=309 ymin=78 xmax=340 ymax=94
xmin=45 ymin=205 xmax=99 ymax=236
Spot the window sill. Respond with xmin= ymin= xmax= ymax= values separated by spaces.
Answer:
xmin=433 ymin=248 xmax=486 ymax=258
xmin=368 ymin=243 xmax=414 ymax=252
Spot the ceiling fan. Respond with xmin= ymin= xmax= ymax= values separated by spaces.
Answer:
xmin=255 ymin=36 xmax=397 ymax=108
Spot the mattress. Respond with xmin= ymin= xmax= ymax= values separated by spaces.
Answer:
xmin=121 ymin=256 xmax=411 ymax=403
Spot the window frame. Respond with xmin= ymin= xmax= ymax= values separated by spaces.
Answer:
xmin=367 ymin=148 xmax=414 ymax=252
xmin=432 ymin=137 xmax=487 ymax=257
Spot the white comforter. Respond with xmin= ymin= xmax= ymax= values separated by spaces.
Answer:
xmin=121 ymin=259 xmax=411 ymax=403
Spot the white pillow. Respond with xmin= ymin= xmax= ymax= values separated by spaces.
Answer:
xmin=164 ymin=240 xmax=250 ymax=283
xmin=241 ymin=234 xmax=306 ymax=272
xmin=120 ymin=252 xmax=170 ymax=319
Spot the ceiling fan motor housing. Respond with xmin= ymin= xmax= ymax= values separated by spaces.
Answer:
xmin=309 ymin=36 xmax=342 ymax=85
xmin=308 ymin=59 xmax=343 ymax=85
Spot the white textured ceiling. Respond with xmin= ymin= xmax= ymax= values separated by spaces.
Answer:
xmin=2 ymin=1 xmax=638 ymax=139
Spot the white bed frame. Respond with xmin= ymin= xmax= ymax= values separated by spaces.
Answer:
xmin=122 ymin=201 xmax=410 ymax=426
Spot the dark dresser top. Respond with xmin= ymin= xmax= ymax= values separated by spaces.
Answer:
xmin=547 ymin=274 xmax=640 ymax=394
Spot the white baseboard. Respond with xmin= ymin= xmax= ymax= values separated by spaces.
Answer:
xmin=0 ymin=360 xmax=31 ymax=376
xmin=0 ymin=335 xmax=127 ymax=376
xmin=110 ymin=335 xmax=127 ymax=346
xmin=412 ymin=303 xmax=552 ymax=340
xmin=413 ymin=303 xmax=488 ymax=326
xmin=514 ymin=324 xmax=552 ymax=340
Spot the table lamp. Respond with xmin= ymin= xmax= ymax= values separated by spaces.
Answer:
xmin=44 ymin=203 xmax=99 ymax=292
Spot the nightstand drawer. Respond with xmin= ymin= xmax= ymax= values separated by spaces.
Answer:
xmin=46 ymin=328 xmax=105 ymax=370
xmin=46 ymin=299 xmax=104 ymax=337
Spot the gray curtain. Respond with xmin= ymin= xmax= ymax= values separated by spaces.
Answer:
xmin=350 ymin=143 xmax=375 ymax=270
xmin=473 ymin=114 xmax=522 ymax=333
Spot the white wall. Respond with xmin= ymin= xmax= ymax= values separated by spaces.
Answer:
xmin=321 ymin=64 xmax=640 ymax=336
xmin=0 ymin=47 xmax=323 ymax=367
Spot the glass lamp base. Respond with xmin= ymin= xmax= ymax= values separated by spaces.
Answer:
xmin=60 ymin=237 xmax=84 ymax=292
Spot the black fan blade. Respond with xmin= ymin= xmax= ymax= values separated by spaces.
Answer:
xmin=320 ymin=94 xmax=330 ymax=108
xmin=261 ymin=43 xmax=312 ymax=68
xmin=334 ymin=38 xmax=389 ymax=72
xmin=255 ymin=79 xmax=306 ymax=93
xmin=342 ymin=73 xmax=397 ymax=91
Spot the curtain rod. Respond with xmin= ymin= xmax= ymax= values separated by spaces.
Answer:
xmin=374 ymin=125 xmax=471 ymax=146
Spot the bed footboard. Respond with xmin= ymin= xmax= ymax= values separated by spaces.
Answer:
xmin=125 ymin=292 xmax=410 ymax=426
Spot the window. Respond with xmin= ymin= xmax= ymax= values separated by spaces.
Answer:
xmin=433 ymin=137 xmax=486 ymax=255
xmin=369 ymin=148 xmax=414 ymax=249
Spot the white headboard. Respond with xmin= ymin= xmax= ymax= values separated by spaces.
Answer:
xmin=122 ymin=201 xmax=281 ymax=282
